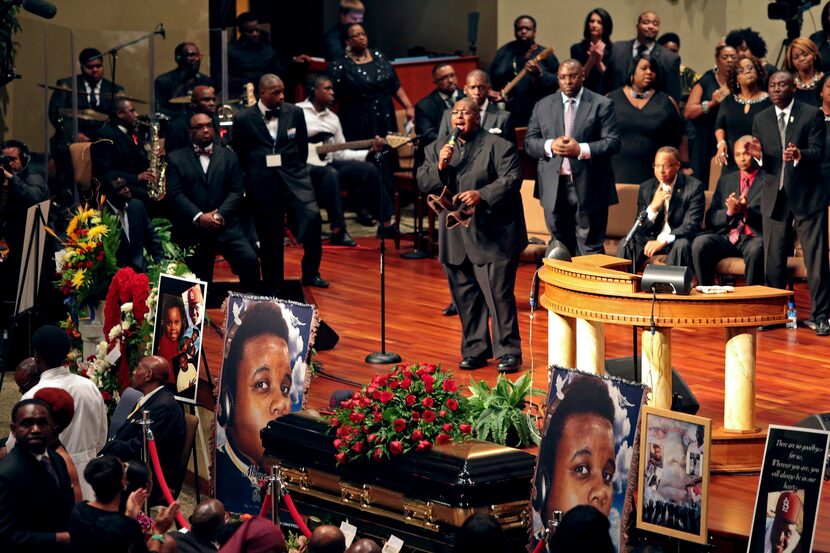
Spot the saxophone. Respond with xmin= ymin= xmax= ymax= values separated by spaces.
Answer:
xmin=145 ymin=120 xmax=167 ymax=200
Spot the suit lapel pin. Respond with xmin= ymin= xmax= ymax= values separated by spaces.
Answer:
xmin=789 ymin=116 xmax=794 ymax=124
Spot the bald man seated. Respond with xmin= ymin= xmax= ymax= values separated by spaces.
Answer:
xmin=307 ymin=525 xmax=346 ymax=553
xmin=347 ymin=538 xmax=382 ymax=553
xmin=100 ymin=355 xmax=185 ymax=506
xmin=168 ymin=498 xmax=227 ymax=552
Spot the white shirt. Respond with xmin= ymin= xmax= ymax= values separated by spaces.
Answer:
xmin=7 ymin=366 xmax=108 ymax=500
xmin=632 ymin=40 xmax=655 ymax=58
xmin=543 ymin=87 xmax=592 ymax=162
xmin=757 ymin=99 xmax=799 ymax=168
xmin=84 ymin=79 xmax=102 ymax=106
xmin=646 ymin=177 xmax=677 ymax=244
xmin=258 ymin=99 xmax=279 ymax=141
xmin=106 ymin=200 xmax=130 ymax=243
xmin=297 ymin=99 xmax=368 ymax=163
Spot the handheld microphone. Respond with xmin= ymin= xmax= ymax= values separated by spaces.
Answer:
xmin=20 ymin=0 xmax=57 ymax=19
xmin=439 ymin=127 xmax=462 ymax=170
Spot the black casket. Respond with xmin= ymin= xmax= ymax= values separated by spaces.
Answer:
xmin=261 ymin=411 xmax=536 ymax=552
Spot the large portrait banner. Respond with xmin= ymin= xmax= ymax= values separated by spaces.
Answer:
xmin=213 ymin=292 xmax=318 ymax=515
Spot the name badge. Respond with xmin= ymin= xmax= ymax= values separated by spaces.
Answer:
xmin=287 ymin=128 xmax=296 ymax=138
xmin=266 ymin=154 xmax=282 ymax=167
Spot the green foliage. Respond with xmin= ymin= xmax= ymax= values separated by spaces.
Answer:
xmin=466 ymin=372 xmax=546 ymax=448
xmin=0 ymin=4 xmax=20 ymax=135
xmin=150 ymin=217 xmax=193 ymax=264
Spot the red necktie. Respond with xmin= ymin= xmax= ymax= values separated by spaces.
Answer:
xmin=131 ymin=133 xmax=139 ymax=146
xmin=729 ymin=175 xmax=750 ymax=244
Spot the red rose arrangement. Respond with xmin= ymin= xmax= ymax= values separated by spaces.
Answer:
xmin=329 ymin=362 xmax=471 ymax=464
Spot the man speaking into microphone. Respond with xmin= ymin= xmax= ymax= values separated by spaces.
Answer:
xmin=417 ymin=98 xmax=526 ymax=373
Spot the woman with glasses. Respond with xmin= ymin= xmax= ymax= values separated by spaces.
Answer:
xmin=608 ymin=54 xmax=685 ymax=185
xmin=714 ymin=56 xmax=770 ymax=173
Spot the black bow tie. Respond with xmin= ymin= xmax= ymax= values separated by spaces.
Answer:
xmin=264 ymin=109 xmax=279 ymax=121
xmin=193 ymin=145 xmax=213 ymax=157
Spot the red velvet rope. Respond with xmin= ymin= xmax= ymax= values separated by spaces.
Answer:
xmin=259 ymin=492 xmax=271 ymax=518
xmin=258 ymin=487 xmax=311 ymax=538
xmin=147 ymin=437 xmax=190 ymax=530
xmin=532 ymin=539 xmax=547 ymax=553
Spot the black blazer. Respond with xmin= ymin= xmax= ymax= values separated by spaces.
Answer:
xmin=751 ymin=101 xmax=828 ymax=217
xmin=100 ymin=386 xmax=184 ymax=503
xmin=92 ymin=122 xmax=151 ymax=202
xmin=154 ymin=68 xmax=213 ymax=117
xmin=416 ymin=89 xmax=463 ymax=147
xmin=166 ymin=144 xmax=247 ymax=246
xmin=47 ymin=76 xmax=123 ymax=135
xmin=231 ymin=103 xmax=316 ymax=205
xmin=705 ymin=170 xmax=767 ymax=238
xmin=525 ymin=88 xmax=621 ymax=213
xmin=0 ymin=447 xmax=74 ymax=552
xmin=637 ymin=173 xmax=706 ymax=241
xmin=417 ymin=128 xmax=526 ymax=265
xmin=604 ymin=40 xmax=681 ymax=101
xmin=164 ymin=112 xmax=226 ymax=155
xmin=103 ymin=200 xmax=164 ymax=273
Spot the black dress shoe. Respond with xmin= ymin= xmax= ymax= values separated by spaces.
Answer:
xmin=442 ymin=304 xmax=458 ymax=316
xmin=816 ymin=317 xmax=830 ymax=336
xmin=376 ymin=224 xmax=398 ymax=238
xmin=329 ymin=230 xmax=357 ymax=247
xmin=458 ymin=356 xmax=487 ymax=370
xmin=497 ymin=354 xmax=522 ymax=373
xmin=302 ymin=274 xmax=330 ymax=288
xmin=356 ymin=210 xmax=376 ymax=226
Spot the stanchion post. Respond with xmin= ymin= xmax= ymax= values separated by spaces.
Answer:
xmin=270 ymin=465 xmax=281 ymax=526
xmin=137 ymin=410 xmax=153 ymax=514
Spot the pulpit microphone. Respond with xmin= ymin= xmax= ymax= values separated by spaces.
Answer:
xmin=623 ymin=210 xmax=648 ymax=245
xmin=157 ymin=23 xmax=166 ymax=39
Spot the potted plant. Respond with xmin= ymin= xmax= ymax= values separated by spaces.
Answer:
xmin=466 ymin=372 xmax=546 ymax=448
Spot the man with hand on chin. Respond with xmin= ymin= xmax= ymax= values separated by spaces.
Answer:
xmin=417 ymin=98 xmax=525 ymax=373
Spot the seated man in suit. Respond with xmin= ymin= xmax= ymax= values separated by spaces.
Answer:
xmin=166 ymin=112 xmax=260 ymax=291
xmin=603 ymin=11 xmax=681 ymax=101
xmin=103 ymin=181 xmax=165 ymax=273
xmin=92 ymin=98 xmax=159 ymax=212
xmin=438 ymin=70 xmax=514 ymax=143
xmin=0 ymin=399 xmax=75 ymax=551
xmin=154 ymin=42 xmax=213 ymax=118
xmin=415 ymin=62 xmax=462 ymax=166
xmin=100 ymin=355 xmax=185 ymax=505
xmin=630 ymin=146 xmax=705 ymax=269
xmin=692 ymin=135 xmax=765 ymax=285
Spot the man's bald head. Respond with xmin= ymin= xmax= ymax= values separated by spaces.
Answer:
xmin=347 ymin=538 xmax=382 ymax=553
xmin=307 ymin=525 xmax=346 ymax=553
xmin=190 ymin=498 xmax=226 ymax=540
xmin=259 ymin=74 xmax=286 ymax=110
xmin=455 ymin=97 xmax=481 ymax=114
xmin=14 ymin=357 xmax=39 ymax=395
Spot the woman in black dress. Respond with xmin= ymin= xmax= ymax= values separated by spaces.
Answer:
xmin=809 ymin=2 xmax=830 ymax=74
xmin=609 ymin=55 xmax=686 ymax=184
xmin=715 ymin=56 xmax=770 ymax=173
xmin=685 ymin=44 xmax=737 ymax=187
xmin=785 ymin=37 xmax=823 ymax=107
xmin=569 ymin=8 xmax=613 ymax=93
xmin=329 ymin=23 xmax=415 ymax=141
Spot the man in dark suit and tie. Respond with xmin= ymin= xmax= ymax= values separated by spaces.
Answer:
xmin=633 ymin=147 xmax=705 ymax=269
xmin=525 ymin=60 xmax=620 ymax=256
xmin=100 ymin=355 xmax=185 ymax=505
xmin=103 ymin=190 xmax=165 ymax=274
xmin=417 ymin=98 xmax=526 ymax=373
xmin=166 ymin=113 xmax=260 ymax=291
xmin=0 ymin=399 xmax=74 ymax=551
xmin=749 ymin=70 xmax=830 ymax=335
xmin=415 ymin=63 xmax=461 ymax=166
xmin=603 ymin=11 xmax=681 ymax=101
xmin=154 ymin=42 xmax=213 ymax=118
xmin=163 ymin=85 xmax=226 ymax=155
xmin=437 ymin=70 xmax=513 ymax=143
xmin=232 ymin=74 xmax=326 ymax=293
xmin=692 ymin=135 xmax=766 ymax=285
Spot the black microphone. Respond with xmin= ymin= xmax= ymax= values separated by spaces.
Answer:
xmin=447 ymin=126 xmax=461 ymax=147
xmin=623 ymin=210 xmax=648 ymax=245
xmin=20 ymin=0 xmax=57 ymax=19
xmin=158 ymin=23 xmax=166 ymax=39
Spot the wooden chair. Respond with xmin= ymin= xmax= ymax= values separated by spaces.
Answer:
xmin=392 ymin=109 xmax=434 ymax=254
xmin=68 ymin=142 xmax=93 ymax=198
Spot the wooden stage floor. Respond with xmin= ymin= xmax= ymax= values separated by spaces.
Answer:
xmin=205 ymin=238 xmax=830 ymax=551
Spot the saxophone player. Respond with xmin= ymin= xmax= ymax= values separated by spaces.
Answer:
xmin=92 ymin=99 xmax=163 ymax=215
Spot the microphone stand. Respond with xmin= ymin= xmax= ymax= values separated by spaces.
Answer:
xmin=620 ymin=214 xmax=645 ymax=383
xmin=87 ymin=24 xmax=165 ymax=107
xmin=365 ymin=136 xmax=418 ymax=364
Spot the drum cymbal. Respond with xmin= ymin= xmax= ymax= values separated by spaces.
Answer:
xmin=168 ymin=95 xmax=192 ymax=104
xmin=37 ymin=83 xmax=73 ymax=93
xmin=37 ymin=83 xmax=147 ymax=104
xmin=58 ymin=108 xmax=109 ymax=122
xmin=115 ymin=93 xmax=148 ymax=105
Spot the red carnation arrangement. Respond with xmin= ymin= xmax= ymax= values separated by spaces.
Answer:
xmin=329 ymin=362 xmax=471 ymax=464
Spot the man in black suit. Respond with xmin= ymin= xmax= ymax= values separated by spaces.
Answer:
xmin=749 ymin=70 xmax=830 ymax=335
xmin=100 ymin=355 xmax=185 ymax=505
xmin=525 ymin=60 xmax=620 ymax=256
xmin=603 ymin=11 xmax=681 ymax=101
xmin=154 ymin=42 xmax=213 ymax=118
xmin=631 ymin=146 xmax=705 ymax=269
xmin=92 ymin=98 xmax=159 ymax=210
xmin=437 ymin=70 xmax=513 ymax=143
xmin=103 ymin=188 xmax=165 ymax=273
xmin=232 ymin=74 xmax=326 ymax=293
xmin=0 ymin=399 xmax=74 ymax=551
xmin=415 ymin=62 xmax=461 ymax=167
xmin=417 ymin=98 xmax=526 ymax=373
xmin=490 ymin=15 xmax=559 ymax=127
xmin=164 ymin=86 xmax=226 ymax=155
xmin=166 ymin=113 xmax=260 ymax=291
xmin=692 ymin=135 xmax=766 ymax=285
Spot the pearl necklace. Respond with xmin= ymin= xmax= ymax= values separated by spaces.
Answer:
xmin=795 ymin=72 xmax=822 ymax=90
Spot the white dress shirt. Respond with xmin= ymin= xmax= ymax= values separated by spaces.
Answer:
xmin=106 ymin=200 xmax=130 ymax=243
xmin=646 ymin=177 xmax=678 ymax=244
xmin=84 ymin=79 xmax=102 ymax=106
xmin=7 ymin=366 xmax=108 ymax=500
xmin=298 ymin=99 xmax=368 ymax=163
xmin=632 ymin=40 xmax=656 ymax=58
xmin=258 ymin=99 xmax=279 ymax=141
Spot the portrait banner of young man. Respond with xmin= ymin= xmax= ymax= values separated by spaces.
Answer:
xmin=747 ymin=425 xmax=830 ymax=553
xmin=213 ymin=293 xmax=318 ymax=515
xmin=150 ymin=274 xmax=208 ymax=404
xmin=529 ymin=367 xmax=647 ymax=552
